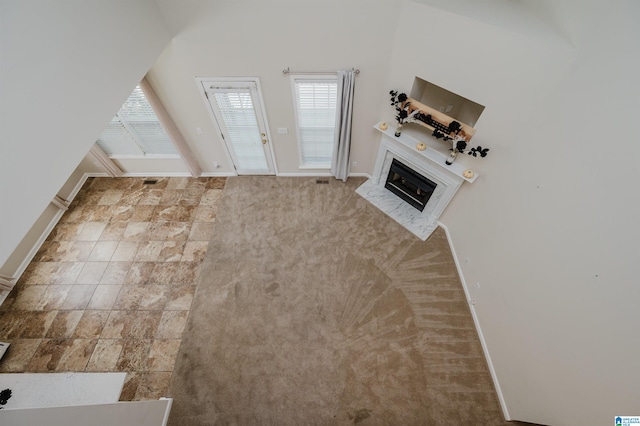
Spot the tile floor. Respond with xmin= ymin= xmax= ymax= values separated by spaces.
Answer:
xmin=0 ymin=176 xmax=225 ymax=400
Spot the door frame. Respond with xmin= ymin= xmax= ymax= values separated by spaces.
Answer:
xmin=195 ymin=76 xmax=278 ymax=175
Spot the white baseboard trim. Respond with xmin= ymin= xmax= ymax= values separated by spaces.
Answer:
xmin=437 ymin=221 xmax=510 ymax=421
xmin=0 ymin=290 xmax=9 ymax=307
xmin=69 ymin=173 xmax=93 ymax=201
xmin=277 ymin=172 xmax=332 ymax=177
xmin=12 ymin=173 xmax=93 ymax=284
xmin=0 ymin=341 xmax=9 ymax=360
xmin=200 ymin=172 xmax=237 ymax=177
xmin=110 ymin=171 xmax=371 ymax=179
xmin=122 ymin=172 xmax=192 ymax=177
xmin=160 ymin=397 xmax=173 ymax=426
xmin=275 ymin=172 xmax=372 ymax=178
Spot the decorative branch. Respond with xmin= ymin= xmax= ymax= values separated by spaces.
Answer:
xmin=389 ymin=91 xmax=418 ymax=124
xmin=389 ymin=89 xmax=490 ymax=163
xmin=0 ymin=388 xmax=12 ymax=409
xmin=468 ymin=146 xmax=490 ymax=157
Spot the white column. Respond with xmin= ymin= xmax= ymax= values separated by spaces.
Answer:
xmin=140 ymin=77 xmax=202 ymax=177
xmin=88 ymin=145 xmax=124 ymax=177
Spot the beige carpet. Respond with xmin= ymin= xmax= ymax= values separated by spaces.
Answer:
xmin=167 ymin=176 xmax=511 ymax=425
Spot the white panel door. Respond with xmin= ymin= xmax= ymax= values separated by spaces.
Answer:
xmin=200 ymin=79 xmax=275 ymax=175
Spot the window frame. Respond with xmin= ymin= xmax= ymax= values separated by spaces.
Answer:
xmin=290 ymin=74 xmax=338 ymax=169
xmin=96 ymin=84 xmax=180 ymax=159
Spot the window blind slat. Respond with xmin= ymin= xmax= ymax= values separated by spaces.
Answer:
xmin=293 ymin=78 xmax=338 ymax=167
xmin=212 ymin=91 xmax=268 ymax=171
xmin=96 ymin=85 xmax=178 ymax=157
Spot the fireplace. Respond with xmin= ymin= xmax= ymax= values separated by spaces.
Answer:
xmin=385 ymin=159 xmax=437 ymax=212
xmin=355 ymin=123 xmax=474 ymax=240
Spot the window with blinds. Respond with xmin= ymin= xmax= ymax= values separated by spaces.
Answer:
xmin=291 ymin=76 xmax=338 ymax=168
xmin=96 ymin=85 xmax=178 ymax=157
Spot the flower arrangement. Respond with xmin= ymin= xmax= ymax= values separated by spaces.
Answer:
xmin=389 ymin=91 xmax=418 ymax=136
xmin=389 ymin=90 xmax=489 ymax=164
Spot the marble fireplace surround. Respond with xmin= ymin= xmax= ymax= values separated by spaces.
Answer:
xmin=356 ymin=123 xmax=476 ymax=240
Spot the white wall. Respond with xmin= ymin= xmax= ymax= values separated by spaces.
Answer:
xmin=0 ymin=0 xmax=171 ymax=268
xmin=148 ymin=0 xmax=401 ymax=176
xmin=0 ymin=399 xmax=172 ymax=426
xmin=387 ymin=1 xmax=640 ymax=424
xmin=0 ymin=157 xmax=103 ymax=280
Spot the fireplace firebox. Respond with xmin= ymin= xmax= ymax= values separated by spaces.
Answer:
xmin=385 ymin=159 xmax=437 ymax=212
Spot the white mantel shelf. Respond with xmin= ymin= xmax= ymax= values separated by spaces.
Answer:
xmin=374 ymin=121 xmax=478 ymax=183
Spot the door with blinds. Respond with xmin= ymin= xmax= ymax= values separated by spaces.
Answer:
xmin=199 ymin=79 xmax=275 ymax=175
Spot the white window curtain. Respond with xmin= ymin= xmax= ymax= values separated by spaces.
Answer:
xmin=96 ymin=85 xmax=179 ymax=157
xmin=330 ymin=70 xmax=356 ymax=182
xmin=292 ymin=76 xmax=338 ymax=168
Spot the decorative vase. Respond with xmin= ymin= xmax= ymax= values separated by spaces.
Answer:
xmin=445 ymin=150 xmax=458 ymax=165
xmin=395 ymin=123 xmax=403 ymax=137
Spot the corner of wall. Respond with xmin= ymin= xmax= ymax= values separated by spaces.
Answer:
xmin=0 ymin=173 xmax=94 ymax=287
xmin=437 ymin=221 xmax=510 ymax=421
